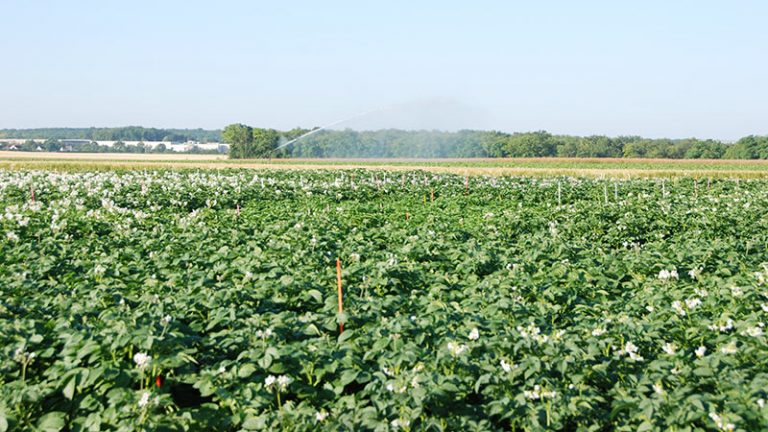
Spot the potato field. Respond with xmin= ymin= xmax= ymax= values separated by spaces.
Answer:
xmin=1 ymin=169 xmax=767 ymax=431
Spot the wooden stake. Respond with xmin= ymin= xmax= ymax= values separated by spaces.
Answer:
xmin=405 ymin=212 xmax=410 ymax=221
xmin=336 ymin=258 xmax=344 ymax=334
xmin=30 ymin=186 xmax=35 ymax=203
xmin=430 ymin=188 xmax=434 ymax=203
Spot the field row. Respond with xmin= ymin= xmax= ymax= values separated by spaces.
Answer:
xmin=6 ymin=151 xmax=768 ymax=178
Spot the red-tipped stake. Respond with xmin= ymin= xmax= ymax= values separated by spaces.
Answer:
xmin=30 ymin=186 xmax=35 ymax=203
xmin=336 ymin=258 xmax=344 ymax=334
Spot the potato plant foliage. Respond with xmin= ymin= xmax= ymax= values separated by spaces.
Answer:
xmin=1 ymin=169 xmax=768 ymax=431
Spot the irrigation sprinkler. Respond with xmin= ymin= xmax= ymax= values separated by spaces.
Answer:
xmin=269 ymin=108 xmax=382 ymax=156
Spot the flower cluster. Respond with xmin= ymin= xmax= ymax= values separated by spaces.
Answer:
xmin=743 ymin=323 xmax=764 ymax=337
xmin=500 ymin=358 xmax=515 ymax=373
xmin=661 ymin=342 xmax=676 ymax=355
xmin=618 ymin=341 xmax=644 ymax=361
xmin=447 ymin=341 xmax=469 ymax=356
xmin=264 ymin=375 xmax=291 ymax=392
xmin=391 ymin=418 xmax=410 ymax=430
xmin=708 ymin=319 xmax=734 ymax=333
xmin=524 ymin=384 xmax=557 ymax=401
xmin=133 ymin=352 xmax=152 ymax=369
xmin=719 ymin=342 xmax=738 ymax=355
xmin=708 ymin=412 xmax=735 ymax=431
xmin=671 ymin=297 xmax=701 ymax=316
xmin=14 ymin=347 xmax=36 ymax=364
xmin=658 ymin=269 xmax=679 ymax=281
xmin=695 ymin=346 xmax=707 ymax=358
xmin=138 ymin=391 xmax=151 ymax=407
xmin=256 ymin=328 xmax=273 ymax=339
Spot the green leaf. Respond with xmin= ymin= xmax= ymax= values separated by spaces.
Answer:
xmin=241 ymin=416 xmax=264 ymax=430
xmin=339 ymin=370 xmax=358 ymax=386
xmin=63 ymin=377 xmax=77 ymax=400
xmin=258 ymin=355 xmax=273 ymax=369
xmin=238 ymin=364 xmax=256 ymax=378
xmin=372 ymin=338 xmax=389 ymax=351
xmin=305 ymin=289 xmax=323 ymax=303
xmin=637 ymin=420 xmax=655 ymax=432
xmin=37 ymin=412 xmax=66 ymax=432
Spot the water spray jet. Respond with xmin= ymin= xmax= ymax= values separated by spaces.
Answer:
xmin=270 ymin=108 xmax=382 ymax=155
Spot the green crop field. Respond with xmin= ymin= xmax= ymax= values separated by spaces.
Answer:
xmin=2 ymin=169 xmax=768 ymax=431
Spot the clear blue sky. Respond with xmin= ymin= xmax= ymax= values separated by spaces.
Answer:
xmin=1 ymin=1 xmax=766 ymax=139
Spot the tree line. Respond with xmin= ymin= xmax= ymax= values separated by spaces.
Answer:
xmin=0 ymin=127 xmax=221 ymax=143
xmin=222 ymin=123 xmax=768 ymax=159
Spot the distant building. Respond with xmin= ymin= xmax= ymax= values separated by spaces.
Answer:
xmin=195 ymin=142 xmax=229 ymax=153
xmin=0 ymin=138 xmax=228 ymax=153
xmin=0 ymin=138 xmax=45 ymax=145
xmin=60 ymin=139 xmax=93 ymax=151
xmin=167 ymin=141 xmax=229 ymax=153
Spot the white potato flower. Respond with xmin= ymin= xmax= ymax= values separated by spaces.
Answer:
xmin=695 ymin=346 xmax=707 ymax=358
xmin=133 ymin=353 xmax=151 ymax=369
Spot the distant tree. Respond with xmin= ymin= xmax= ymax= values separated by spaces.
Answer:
xmin=20 ymin=140 xmax=37 ymax=151
xmin=481 ymin=131 xmax=509 ymax=157
xmin=252 ymin=128 xmax=280 ymax=157
xmin=505 ymin=131 xmax=558 ymax=157
xmin=724 ymin=136 xmax=755 ymax=159
xmin=683 ymin=139 xmax=726 ymax=159
xmin=0 ymin=127 xmax=221 ymax=142
xmin=222 ymin=124 xmax=254 ymax=159
xmin=43 ymin=138 xmax=60 ymax=152
xmin=724 ymin=135 xmax=768 ymax=159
